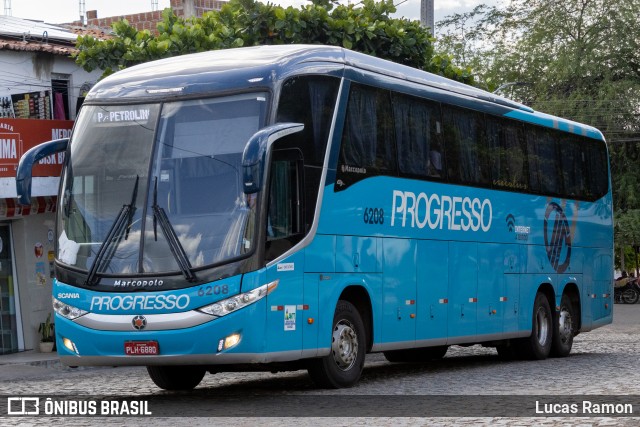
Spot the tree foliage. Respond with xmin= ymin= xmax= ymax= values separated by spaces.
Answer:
xmin=74 ymin=0 xmax=473 ymax=84
xmin=437 ymin=0 xmax=640 ymax=253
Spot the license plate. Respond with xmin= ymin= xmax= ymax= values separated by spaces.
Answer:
xmin=125 ymin=341 xmax=159 ymax=356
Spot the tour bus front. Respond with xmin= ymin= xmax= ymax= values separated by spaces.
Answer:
xmin=47 ymin=93 xmax=285 ymax=367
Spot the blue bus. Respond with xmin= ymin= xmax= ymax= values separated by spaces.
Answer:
xmin=17 ymin=45 xmax=613 ymax=390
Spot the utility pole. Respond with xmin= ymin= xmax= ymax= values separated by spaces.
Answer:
xmin=420 ymin=0 xmax=434 ymax=36
xmin=79 ymin=0 xmax=86 ymax=25
xmin=4 ymin=0 xmax=11 ymax=16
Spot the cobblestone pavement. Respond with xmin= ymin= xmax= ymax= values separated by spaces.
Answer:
xmin=2 ymin=304 xmax=640 ymax=426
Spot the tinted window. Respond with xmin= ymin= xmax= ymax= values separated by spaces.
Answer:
xmin=559 ymin=136 xmax=586 ymax=198
xmin=526 ymin=127 xmax=561 ymax=195
xmin=391 ymin=93 xmax=443 ymax=179
xmin=336 ymin=84 xmax=397 ymax=190
xmin=486 ymin=116 xmax=528 ymax=191
xmin=442 ymin=105 xmax=490 ymax=186
xmin=583 ymin=138 xmax=609 ymax=200
xmin=276 ymin=75 xmax=340 ymax=232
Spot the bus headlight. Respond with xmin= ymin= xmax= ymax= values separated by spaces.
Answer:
xmin=197 ymin=280 xmax=278 ymax=318
xmin=52 ymin=297 xmax=88 ymax=320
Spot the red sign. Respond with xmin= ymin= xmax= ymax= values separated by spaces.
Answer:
xmin=0 ymin=118 xmax=73 ymax=178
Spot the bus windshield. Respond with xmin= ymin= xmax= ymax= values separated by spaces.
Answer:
xmin=57 ymin=93 xmax=268 ymax=278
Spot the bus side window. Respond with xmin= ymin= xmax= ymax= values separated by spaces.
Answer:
xmin=442 ymin=105 xmax=491 ymax=187
xmin=391 ymin=92 xmax=443 ymax=180
xmin=526 ymin=127 xmax=561 ymax=196
xmin=486 ymin=116 xmax=528 ymax=191
xmin=265 ymin=149 xmax=304 ymax=262
xmin=336 ymin=84 xmax=397 ymax=190
xmin=276 ymin=75 xmax=340 ymax=234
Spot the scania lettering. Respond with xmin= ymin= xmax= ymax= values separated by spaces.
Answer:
xmin=17 ymin=45 xmax=613 ymax=391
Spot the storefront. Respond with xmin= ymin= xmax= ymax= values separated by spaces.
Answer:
xmin=0 ymin=118 xmax=72 ymax=354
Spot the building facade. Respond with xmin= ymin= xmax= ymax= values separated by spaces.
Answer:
xmin=0 ymin=15 xmax=102 ymax=354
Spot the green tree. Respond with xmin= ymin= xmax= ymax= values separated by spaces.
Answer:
xmin=74 ymin=0 xmax=472 ymax=84
xmin=616 ymin=210 xmax=640 ymax=275
xmin=437 ymin=0 xmax=640 ymax=252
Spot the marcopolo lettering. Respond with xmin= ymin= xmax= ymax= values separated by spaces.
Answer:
xmin=90 ymin=294 xmax=190 ymax=311
xmin=391 ymin=190 xmax=492 ymax=232
xmin=114 ymin=279 xmax=164 ymax=288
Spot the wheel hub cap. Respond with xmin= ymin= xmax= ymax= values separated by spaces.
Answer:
xmin=332 ymin=321 xmax=358 ymax=371
xmin=536 ymin=306 xmax=550 ymax=346
xmin=558 ymin=308 xmax=572 ymax=343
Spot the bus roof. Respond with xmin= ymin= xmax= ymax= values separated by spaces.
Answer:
xmin=86 ymin=44 xmax=603 ymax=140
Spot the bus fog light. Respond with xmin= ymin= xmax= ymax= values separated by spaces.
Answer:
xmin=63 ymin=337 xmax=79 ymax=354
xmin=224 ymin=333 xmax=241 ymax=350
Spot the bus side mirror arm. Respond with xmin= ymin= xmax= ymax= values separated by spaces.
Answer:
xmin=16 ymin=138 xmax=69 ymax=206
xmin=241 ymin=123 xmax=304 ymax=194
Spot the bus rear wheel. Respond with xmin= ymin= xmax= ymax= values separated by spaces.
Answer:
xmin=516 ymin=292 xmax=552 ymax=360
xmin=307 ymin=300 xmax=366 ymax=388
xmin=147 ymin=365 xmax=206 ymax=390
xmin=384 ymin=346 xmax=448 ymax=363
xmin=550 ymin=294 xmax=575 ymax=357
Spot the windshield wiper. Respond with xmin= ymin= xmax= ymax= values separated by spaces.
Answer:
xmin=152 ymin=177 xmax=196 ymax=282
xmin=85 ymin=175 xmax=139 ymax=286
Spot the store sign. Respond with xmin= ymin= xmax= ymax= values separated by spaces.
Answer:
xmin=0 ymin=119 xmax=73 ymax=178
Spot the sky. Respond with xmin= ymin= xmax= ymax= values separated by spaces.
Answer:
xmin=7 ymin=0 xmax=500 ymax=31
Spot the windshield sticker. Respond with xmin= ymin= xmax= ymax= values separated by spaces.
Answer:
xmin=58 ymin=230 xmax=80 ymax=265
xmin=284 ymin=305 xmax=296 ymax=331
xmin=95 ymin=109 xmax=151 ymax=124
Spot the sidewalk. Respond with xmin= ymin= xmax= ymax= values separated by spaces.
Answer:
xmin=0 ymin=350 xmax=61 ymax=368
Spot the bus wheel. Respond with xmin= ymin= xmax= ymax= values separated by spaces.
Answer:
xmin=622 ymin=288 xmax=639 ymax=304
xmin=550 ymin=294 xmax=575 ymax=357
xmin=384 ymin=346 xmax=448 ymax=363
xmin=147 ymin=366 xmax=206 ymax=390
xmin=307 ymin=300 xmax=366 ymax=388
xmin=516 ymin=292 xmax=552 ymax=360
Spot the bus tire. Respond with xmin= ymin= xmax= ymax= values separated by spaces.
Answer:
xmin=384 ymin=346 xmax=448 ymax=363
xmin=516 ymin=292 xmax=552 ymax=360
xmin=550 ymin=294 xmax=575 ymax=357
xmin=307 ymin=300 xmax=366 ymax=388
xmin=622 ymin=288 xmax=639 ymax=304
xmin=147 ymin=365 xmax=206 ymax=390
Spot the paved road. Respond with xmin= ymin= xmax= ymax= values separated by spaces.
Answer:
xmin=2 ymin=304 xmax=640 ymax=425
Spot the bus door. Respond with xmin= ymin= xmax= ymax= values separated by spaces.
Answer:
xmin=380 ymin=238 xmax=416 ymax=346
xmin=502 ymin=244 xmax=521 ymax=334
xmin=476 ymin=243 xmax=520 ymax=336
xmin=476 ymin=244 xmax=507 ymax=336
xmin=416 ymin=240 xmax=448 ymax=343
xmin=447 ymin=241 xmax=478 ymax=341
xmin=264 ymin=149 xmax=306 ymax=355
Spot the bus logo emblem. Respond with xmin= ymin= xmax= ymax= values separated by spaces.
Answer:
xmin=132 ymin=315 xmax=147 ymax=330
xmin=544 ymin=202 xmax=572 ymax=273
xmin=506 ymin=214 xmax=516 ymax=232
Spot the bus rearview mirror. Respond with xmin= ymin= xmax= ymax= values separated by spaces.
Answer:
xmin=241 ymin=123 xmax=304 ymax=194
xmin=16 ymin=138 xmax=69 ymax=206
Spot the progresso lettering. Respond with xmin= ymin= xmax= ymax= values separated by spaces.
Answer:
xmin=90 ymin=295 xmax=190 ymax=311
xmin=391 ymin=190 xmax=492 ymax=232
